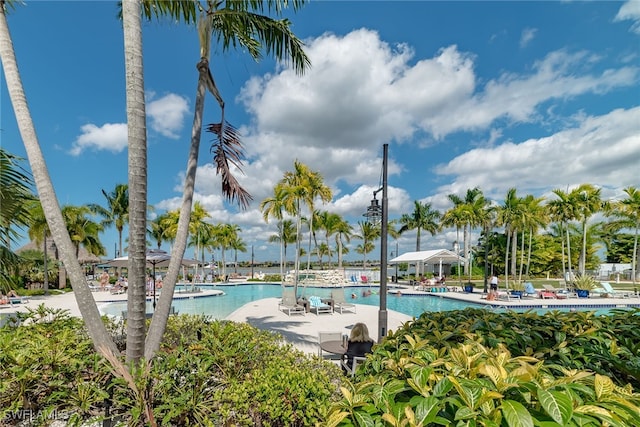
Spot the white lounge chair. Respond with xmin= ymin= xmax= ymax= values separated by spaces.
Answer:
xmin=308 ymin=296 xmax=332 ymax=315
xmin=278 ymin=293 xmax=306 ymax=316
xmin=600 ymin=282 xmax=632 ymax=298
xmin=331 ymin=290 xmax=356 ymax=314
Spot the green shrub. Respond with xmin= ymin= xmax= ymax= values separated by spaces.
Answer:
xmin=327 ymin=341 xmax=640 ymax=426
xmin=1 ymin=310 xmax=344 ymax=426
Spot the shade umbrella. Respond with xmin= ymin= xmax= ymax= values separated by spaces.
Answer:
xmin=105 ymin=249 xmax=199 ymax=310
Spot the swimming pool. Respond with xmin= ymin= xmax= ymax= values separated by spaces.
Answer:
xmin=99 ymin=283 xmax=476 ymax=319
xmin=99 ymin=283 xmax=622 ymax=319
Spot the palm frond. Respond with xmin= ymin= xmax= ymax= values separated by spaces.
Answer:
xmin=205 ymin=121 xmax=252 ymax=209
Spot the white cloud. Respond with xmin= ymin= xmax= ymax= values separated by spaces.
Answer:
xmin=146 ymin=93 xmax=190 ymax=139
xmin=519 ymin=27 xmax=537 ymax=48
xmin=154 ymin=28 xmax=638 ymax=259
xmin=70 ymin=123 xmax=128 ymax=156
xmin=615 ymin=0 xmax=640 ymax=34
xmin=70 ymin=92 xmax=188 ymax=155
xmin=434 ymin=106 xmax=640 ymax=201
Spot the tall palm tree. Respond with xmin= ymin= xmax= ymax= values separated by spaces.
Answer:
xmin=607 ymin=186 xmax=640 ymax=284
xmin=0 ymin=148 xmax=35 ymax=292
xmin=398 ymin=201 xmax=441 ymax=252
xmin=261 ymin=185 xmax=289 ymax=283
xmin=302 ymin=172 xmax=332 ymax=274
xmin=1 ymin=0 xmax=118 ymax=356
xmin=278 ymin=161 xmax=328 ymax=295
xmin=399 ymin=200 xmax=441 ymax=276
xmin=570 ymin=184 xmax=603 ymax=276
xmin=548 ymin=188 xmax=578 ymax=283
xmin=497 ymin=188 xmax=523 ymax=288
xmin=229 ymin=234 xmax=247 ymax=274
xmin=519 ymin=194 xmax=546 ymax=281
xmin=89 ymin=183 xmax=128 ymax=258
xmin=445 ymin=188 xmax=485 ymax=275
xmin=354 ymin=220 xmax=380 ymax=268
xmin=147 ymin=212 xmax=174 ymax=250
xmin=334 ymin=217 xmax=353 ymax=269
xmin=143 ymin=0 xmax=310 ymax=359
xmin=267 ymin=219 xmax=297 ymax=274
xmin=316 ymin=210 xmax=342 ymax=268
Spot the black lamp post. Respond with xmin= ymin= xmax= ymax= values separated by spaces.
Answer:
xmin=363 ymin=143 xmax=388 ymax=342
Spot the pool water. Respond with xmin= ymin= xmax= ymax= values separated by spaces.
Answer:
xmin=100 ymin=283 xmax=475 ymax=319
xmin=99 ymin=283 xmax=620 ymax=319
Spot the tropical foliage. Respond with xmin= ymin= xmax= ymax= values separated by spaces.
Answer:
xmin=327 ymin=307 xmax=640 ymax=426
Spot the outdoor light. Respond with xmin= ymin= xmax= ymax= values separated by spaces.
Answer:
xmin=364 ymin=197 xmax=382 ymax=225
xmin=363 ymin=143 xmax=388 ymax=342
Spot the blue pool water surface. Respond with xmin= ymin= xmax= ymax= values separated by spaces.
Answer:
xmin=99 ymin=283 xmax=619 ymax=319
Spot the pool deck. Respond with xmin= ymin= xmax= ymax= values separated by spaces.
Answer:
xmin=2 ymin=283 xmax=638 ymax=356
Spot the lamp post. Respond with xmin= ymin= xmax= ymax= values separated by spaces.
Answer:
xmin=363 ymin=143 xmax=388 ymax=342
xmin=453 ymin=241 xmax=461 ymax=288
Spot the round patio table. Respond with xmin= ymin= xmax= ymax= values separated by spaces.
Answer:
xmin=320 ymin=340 xmax=346 ymax=355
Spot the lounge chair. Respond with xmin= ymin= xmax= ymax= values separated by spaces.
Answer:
xmin=309 ymin=296 xmax=333 ymax=315
xmin=497 ymin=290 xmax=520 ymax=301
xmin=600 ymin=282 xmax=632 ymax=298
xmin=542 ymin=284 xmax=560 ymax=294
xmin=523 ymin=282 xmax=538 ymax=298
xmin=278 ymin=293 xmax=306 ymax=316
xmin=360 ymin=276 xmax=369 ymax=284
xmin=331 ymin=289 xmax=357 ymax=314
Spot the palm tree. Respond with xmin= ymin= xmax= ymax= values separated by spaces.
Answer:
xmin=497 ymin=188 xmax=523 ymax=288
xmin=398 ymin=201 xmax=441 ymax=252
xmin=571 ymin=184 xmax=604 ymax=276
xmin=267 ymin=219 xmax=297 ymax=275
xmin=519 ymin=194 xmax=546 ymax=281
xmin=607 ymin=186 xmax=640 ymax=284
xmin=143 ymin=0 xmax=310 ymax=359
xmin=147 ymin=212 xmax=174 ymax=250
xmin=229 ymin=233 xmax=247 ymax=274
xmin=334 ymin=217 xmax=353 ymax=269
xmin=261 ymin=185 xmax=290 ymax=284
xmin=89 ymin=183 xmax=128 ymax=258
xmin=0 ymin=148 xmax=35 ymax=292
xmin=305 ymin=175 xmax=332 ymax=272
xmin=547 ymin=188 xmax=579 ymax=283
xmin=1 ymin=1 xmax=118 ymax=356
xmin=216 ymin=223 xmax=241 ymax=280
xmin=316 ymin=210 xmax=342 ymax=268
xmin=354 ymin=220 xmax=380 ymax=268
xmin=445 ymin=188 xmax=485 ymax=275
xmin=278 ymin=161 xmax=330 ymax=295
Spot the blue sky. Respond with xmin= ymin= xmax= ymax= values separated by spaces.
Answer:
xmin=2 ymin=1 xmax=639 ymax=263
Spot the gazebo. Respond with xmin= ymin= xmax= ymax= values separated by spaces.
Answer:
xmin=389 ymin=249 xmax=465 ymax=279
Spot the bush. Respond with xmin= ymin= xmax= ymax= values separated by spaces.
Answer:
xmin=0 ymin=309 xmax=344 ymax=426
xmin=325 ymin=307 xmax=640 ymax=426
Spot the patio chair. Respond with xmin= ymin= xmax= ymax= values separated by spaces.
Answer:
xmin=309 ymin=295 xmax=333 ymax=315
xmin=600 ymin=282 xmax=632 ymax=298
xmin=331 ymin=289 xmax=357 ymax=314
xmin=278 ymin=292 xmax=306 ymax=316
xmin=360 ymin=276 xmax=369 ymax=284
xmin=318 ymin=331 xmax=344 ymax=358
xmin=542 ymin=284 xmax=560 ymax=294
xmin=523 ymin=282 xmax=538 ymax=298
xmin=341 ymin=356 xmax=366 ymax=377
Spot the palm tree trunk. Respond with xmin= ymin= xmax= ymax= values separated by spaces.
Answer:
xmin=511 ymin=229 xmax=518 ymax=284
xmin=581 ymin=219 xmax=587 ymax=276
xmin=566 ymin=225 xmax=574 ymax=283
xmin=146 ymin=61 xmax=206 ymax=358
xmin=525 ymin=228 xmax=533 ymax=279
xmin=0 ymin=5 xmax=118 ymax=356
xmin=504 ymin=231 xmax=511 ymax=289
xmin=122 ymin=0 xmax=149 ymax=363
xmin=518 ymin=230 xmax=525 ymax=283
